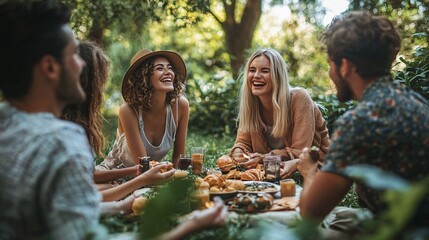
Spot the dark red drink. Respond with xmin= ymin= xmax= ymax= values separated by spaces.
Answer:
xmin=178 ymin=157 xmax=191 ymax=170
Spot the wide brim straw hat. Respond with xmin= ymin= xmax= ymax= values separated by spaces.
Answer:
xmin=121 ymin=49 xmax=187 ymax=98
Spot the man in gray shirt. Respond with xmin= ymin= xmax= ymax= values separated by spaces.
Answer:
xmin=0 ymin=1 xmax=101 ymax=239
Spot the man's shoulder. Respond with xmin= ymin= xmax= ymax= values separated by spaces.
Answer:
xmin=1 ymin=109 xmax=90 ymax=156
xmin=36 ymin=118 xmax=91 ymax=155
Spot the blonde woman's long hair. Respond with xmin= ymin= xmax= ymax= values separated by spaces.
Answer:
xmin=237 ymin=48 xmax=291 ymax=138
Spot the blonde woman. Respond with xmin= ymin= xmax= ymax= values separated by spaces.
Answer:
xmin=230 ymin=48 xmax=330 ymax=178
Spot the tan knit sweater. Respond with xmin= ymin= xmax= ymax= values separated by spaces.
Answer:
xmin=230 ymin=88 xmax=330 ymax=161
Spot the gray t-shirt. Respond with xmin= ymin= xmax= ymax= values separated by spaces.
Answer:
xmin=0 ymin=102 xmax=101 ymax=239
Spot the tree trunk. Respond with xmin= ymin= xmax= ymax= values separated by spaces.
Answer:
xmin=220 ymin=0 xmax=262 ymax=79
xmin=88 ymin=20 xmax=106 ymax=47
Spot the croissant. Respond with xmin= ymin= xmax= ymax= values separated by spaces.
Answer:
xmin=242 ymin=169 xmax=263 ymax=181
xmin=203 ymin=174 xmax=226 ymax=187
xmin=240 ymin=171 xmax=257 ymax=181
xmin=225 ymin=169 xmax=242 ymax=180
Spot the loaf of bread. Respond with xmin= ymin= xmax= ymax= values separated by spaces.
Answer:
xmin=216 ymin=155 xmax=237 ymax=172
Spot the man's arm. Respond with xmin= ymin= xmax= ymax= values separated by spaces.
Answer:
xmin=300 ymin=172 xmax=353 ymax=222
xmin=298 ymin=147 xmax=353 ymax=222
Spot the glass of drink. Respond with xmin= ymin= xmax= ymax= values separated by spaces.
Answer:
xmin=263 ymin=155 xmax=281 ymax=183
xmin=189 ymin=188 xmax=210 ymax=210
xmin=178 ymin=154 xmax=192 ymax=170
xmin=191 ymin=147 xmax=204 ymax=175
xmin=280 ymin=179 xmax=296 ymax=197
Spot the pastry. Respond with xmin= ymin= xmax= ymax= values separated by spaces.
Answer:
xmin=240 ymin=171 xmax=256 ymax=181
xmin=225 ymin=169 xmax=242 ymax=180
xmin=203 ymin=174 xmax=226 ymax=187
xmin=216 ymin=155 xmax=237 ymax=172
xmin=225 ymin=180 xmax=245 ymax=190
xmin=210 ymin=186 xmax=222 ymax=193
xmin=174 ymin=170 xmax=188 ymax=178
xmin=132 ymin=196 xmax=147 ymax=214
xmin=160 ymin=162 xmax=174 ymax=173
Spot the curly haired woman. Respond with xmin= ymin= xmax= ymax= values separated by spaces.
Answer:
xmin=97 ymin=49 xmax=189 ymax=171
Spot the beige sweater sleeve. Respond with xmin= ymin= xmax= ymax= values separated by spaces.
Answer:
xmin=229 ymin=130 xmax=253 ymax=155
xmin=280 ymin=88 xmax=317 ymax=159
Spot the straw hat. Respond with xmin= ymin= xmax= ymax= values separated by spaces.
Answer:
xmin=121 ymin=49 xmax=187 ymax=97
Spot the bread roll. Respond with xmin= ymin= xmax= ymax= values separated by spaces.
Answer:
xmin=226 ymin=180 xmax=245 ymax=190
xmin=160 ymin=162 xmax=174 ymax=173
xmin=216 ymin=155 xmax=237 ymax=172
xmin=174 ymin=170 xmax=188 ymax=178
xmin=199 ymin=181 xmax=210 ymax=190
xmin=210 ymin=186 xmax=222 ymax=192
xmin=132 ymin=196 xmax=147 ymax=214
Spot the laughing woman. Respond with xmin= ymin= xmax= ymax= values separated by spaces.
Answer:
xmin=97 ymin=49 xmax=189 ymax=171
xmin=229 ymin=48 xmax=330 ymax=178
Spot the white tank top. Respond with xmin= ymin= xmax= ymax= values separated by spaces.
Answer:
xmin=137 ymin=101 xmax=178 ymax=161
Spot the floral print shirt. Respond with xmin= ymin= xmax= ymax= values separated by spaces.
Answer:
xmin=322 ymin=76 xmax=429 ymax=217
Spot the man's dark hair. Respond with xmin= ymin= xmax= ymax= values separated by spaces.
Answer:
xmin=0 ymin=0 xmax=71 ymax=100
xmin=322 ymin=11 xmax=401 ymax=79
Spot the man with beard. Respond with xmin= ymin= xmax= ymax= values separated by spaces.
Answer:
xmin=297 ymin=11 xmax=429 ymax=237
xmin=0 ymin=1 xmax=101 ymax=239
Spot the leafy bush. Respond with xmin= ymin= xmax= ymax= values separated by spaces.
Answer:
xmin=314 ymin=94 xmax=357 ymax=135
xmin=394 ymin=35 xmax=429 ymax=100
xmin=187 ymin=75 xmax=241 ymax=137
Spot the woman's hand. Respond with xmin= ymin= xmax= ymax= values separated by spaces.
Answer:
xmin=135 ymin=163 xmax=175 ymax=186
xmin=239 ymin=152 xmax=264 ymax=169
xmin=280 ymin=159 xmax=299 ymax=179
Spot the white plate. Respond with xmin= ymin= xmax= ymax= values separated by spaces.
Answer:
xmin=239 ymin=181 xmax=280 ymax=195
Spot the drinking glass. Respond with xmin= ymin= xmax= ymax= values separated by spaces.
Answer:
xmin=263 ymin=155 xmax=281 ymax=183
xmin=178 ymin=154 xmax=192 ymax=170
xmin=191 ymin=147 xmax=204 ymax=174
xmin=280 ymin=179 xmax=296 ymax=197
xmin=189 ymin=188 xmax=210 ymax=210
